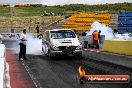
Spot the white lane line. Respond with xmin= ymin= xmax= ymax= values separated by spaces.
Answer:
xmin=22 ymin=61 xmax=43 ymax=88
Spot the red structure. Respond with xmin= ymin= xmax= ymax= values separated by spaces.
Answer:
xmin=14 ymin=4 xmax=42 ymax=7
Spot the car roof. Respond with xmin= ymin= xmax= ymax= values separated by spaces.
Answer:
xmin=45 ymin=29 xmax=72 ymax=32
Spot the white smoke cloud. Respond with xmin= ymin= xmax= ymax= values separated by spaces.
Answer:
xmin=26 ymin=33 xmax=43 ymax=55
xmin=12 ymin=33 xmax=43 ymax=55
xmin=86 ymin=21 xmax=114 ymax=40
xmin=0 ymin=0 xmax=132 ymax=6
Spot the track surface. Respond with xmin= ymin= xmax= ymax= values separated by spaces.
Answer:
xmin=3 ymin=40 xmax=132 ymax=88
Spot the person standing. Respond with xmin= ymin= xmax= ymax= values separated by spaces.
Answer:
xmin=36 ymin=25 xmax=39 ymax=34
xmin=19 ymin=29 xmax=27 ymax=60
xmin=36 ymin=25 xmax=40 ymax=38
xmin=92 ymin=30 xmax=99 ymax=49
xmin=98 ymin=30 xmax=101 ymax=43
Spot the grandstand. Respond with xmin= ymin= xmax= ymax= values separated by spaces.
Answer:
xmin=63 ymin=12 xmax=112 ymax=33
xmin=118 ymin=12 xmax=132 ymax=34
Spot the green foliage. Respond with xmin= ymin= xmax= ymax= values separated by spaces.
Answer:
xmin=0 ymin=3 xmax=132 ymax=17
xmin=0 ymin=4 xmax=10 ymax=7
xmin=14 ymin=7 xmax=44 ymax=16
xmin=0 ymin=7 xmax=10 ymax=16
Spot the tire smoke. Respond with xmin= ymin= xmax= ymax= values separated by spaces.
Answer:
xmin=26 ymin=33 xmax=43 ymax=55
xmin=86 ymin=21 xmax=114 ymax=40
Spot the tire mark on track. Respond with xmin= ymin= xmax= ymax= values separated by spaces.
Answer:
xmin=25 ymin=55 xmax=73 ymax=88
xmin=25 ymin=55 xmax=132 ymax=88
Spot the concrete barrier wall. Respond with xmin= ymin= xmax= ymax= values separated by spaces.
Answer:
xmin=0 ymin=33 xmax=38 ymax=40
xmin=79 ymin=35 xmax=105 ymax=48
xmin=0 ymin=44 xmax=6 ymax=88
xmin=83 ymin=50 xmax=132 ymax=69
xmin=79 ymin=36 xmax=92 ymax=46
xmin=102 ymin=40 xmax=132 ymax=56
xmin=0 ymin=33 xmax=20 ymax=40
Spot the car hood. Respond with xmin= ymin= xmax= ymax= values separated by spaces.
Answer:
xmin=50 ymin=38 xmax=80 ymax=46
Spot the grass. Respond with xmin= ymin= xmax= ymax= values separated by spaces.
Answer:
xmin=13 ymin=7 xmax=44 ymax=16
xmin=0 ymin=7 xmax=10 ymax=17
xmin=0 ymin=16 xmax=63 ymax=32
xmin=0 ymin=3 xmax=132 ymax=17
xmin=13 ymin=7 xmax=66 ymax=16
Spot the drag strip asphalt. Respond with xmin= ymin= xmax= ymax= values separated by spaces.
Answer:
xmin=3 ymin=40 xmax=132 ymax=88
xmin=23 ymin=54 xmax=132 ymax=88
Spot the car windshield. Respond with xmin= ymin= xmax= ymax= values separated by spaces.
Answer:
xmin=51 ymin=30 xmax=76 ymax=39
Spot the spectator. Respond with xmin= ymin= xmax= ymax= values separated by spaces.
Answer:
xmin=36 ymin=25 xmax=40 ymax=38
xmin=92 ymin=30 xmax=99 ymax=49
xmin=98 ymin=30 xmax=101 ymax=43
xmin=19 ymin=29 xmax=27 ymax=60
xmin=36 ymin=25 xmax=39 ymax=33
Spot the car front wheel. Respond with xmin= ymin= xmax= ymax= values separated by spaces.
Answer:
xmin=48 ymin=50 xmax=54 ymax=60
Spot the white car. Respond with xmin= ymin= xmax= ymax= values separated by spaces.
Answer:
xmin=42 ymin=29 xmax=82 ymax=59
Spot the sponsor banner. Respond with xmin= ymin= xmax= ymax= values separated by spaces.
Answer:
xmin=0 ymin=33 xmax=20 ymax=40
xmin=83 ymin=75 xmax=130 ymax=83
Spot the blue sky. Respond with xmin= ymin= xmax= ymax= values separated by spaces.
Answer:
xmin=0 ymin=0 xmax=132 ymax=6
